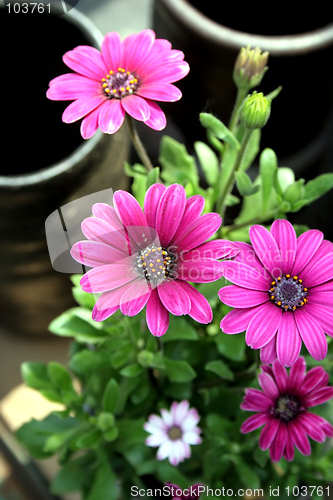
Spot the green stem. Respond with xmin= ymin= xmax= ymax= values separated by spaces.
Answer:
xmin=126 ymin=115 xmax=154 ymax=172
xmin=221 ymin=208 xmax=278 ymax=236
xmin=217 ymin=128 xmax=253 ymax=220
xmin=228 ymin=87 xmax=247 ymax=132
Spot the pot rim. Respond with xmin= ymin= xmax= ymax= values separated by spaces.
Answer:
xmin=0 ymin=4 xmax=105 ymax=188
xmin=157 ymin=0 xmax=333 ymax=55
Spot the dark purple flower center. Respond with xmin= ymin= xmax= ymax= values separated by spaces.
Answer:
xmin=136 ymin=244 xmax=176 ymax=285
xmin=271 ymin=395 xmax=305 ymax=422
xmin=168 ymin=426 xmax=182 ymax=441
xmin=269 ymin=274 xmax=308 ymax=311
xmin=101 ymin=67 xmax=139 ymax=99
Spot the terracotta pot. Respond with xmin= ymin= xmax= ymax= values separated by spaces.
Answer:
xmin=0 ymin=3 xmax=129 ymax=335
xmin=153 ymin=0 xmax=333 ymax=173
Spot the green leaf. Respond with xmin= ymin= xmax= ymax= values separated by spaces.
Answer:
xmin=206 ymin=129 xmax=224 ymax=153
xmin=16 ymin=414 xmax=78 ymax=459
xmin=102 ymin=378 xmax=120 ymax=414
xmin=240 ymin=129 xmax=261 ymax=171
xmin=146 ymin=166 xmax=160 ymax=189
xmin=48 ymin=308 xmax=107 ymax=343
xmin=104 ymin=427 xmax=119 ymax=442
xmin=259 ymin=148 xmax=277 ymax=213
xmin=156 ymin=461 xmax=188 ymax=490
xmin=199 ymin=113 xmax=240 ymax=149
xmin=225 ymin=193 xmax=240 ymax=206
xmin=51 ymin=454 xmax=94 ymax=495
xmin=116 ymin=418 xmax=146 ymax=449
xmin=276 ymin=167 xmax=295 ymax=195
xmin=161 ymin=316 xmax=199 ymax=342
xmin=120 ymin=363 xmax=143 ymax=377
xmin=69 ymin=350 xmax=110 ymax=375
xmin=304 ymin=173 xmax=333 ymax=203
xmin=75 ymin=428 xmax=101 ymax=449
xmin=194 ymin=141 xmax=219 ymax=186
xmin=72 ymin=286 xmax=96 ymax=309
xmin=284 ymin=178 xmax=305 ymax=206
xmin=205 ymin=360 xmax=234 ymax=381
xmin=235 ymin=459 xmax=260 ymax=489
xmin=131 ymin=174 xmax=146 ymax=208
xmin=163 ymin=358 xmax=196 ymax=382
xmin=21 ymin=362 xmax=51 ymax=391
xmin=214 ymin=332 xmax=246 ymax=361
xmin=40 ymin=390 xmax=63 ymax=404
xmin=43 ymin=427 xmax=77 ymax=453
xmin=47 ymin=362 xmax=73 ymax=392
xmin=159 ymin=136 xmax=198 ymax=187
xmin=235 ymin=170 xmax=260 ymax=196
xmin=253 ymin=447 xmax=268 ymax=467
xmin=86 ymin=457 xmax=118 ymax=500
xmin=70 ymin=274 xmax=84 ymax=286
xmin=124 ymin=162 xmax=147 ymax=178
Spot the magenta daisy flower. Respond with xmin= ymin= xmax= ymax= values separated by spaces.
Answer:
xmin=46 ymin=29 xmax=189 ymax=138
xmin=70 ymin=183 xmax=238 ymax=336
xmin=165 ymin=482 xmax=203 ymax=499
xmin=241 ymin=357 xmax=333 ymax=462
xmin=144 ymin=401 xmax=202 ymax=466
xmin=219 ymin=219 xmax=333 ymax=366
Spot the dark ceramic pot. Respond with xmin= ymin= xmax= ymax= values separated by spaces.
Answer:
xmin=0 ymin=3 xmax=129 ymax=335
xmin=153 ymin=0 xmax=333 ymax=173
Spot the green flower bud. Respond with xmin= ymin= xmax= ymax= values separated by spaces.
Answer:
xmin=137 ymin=349 xmax=155 ymax=367
xmin=97 ymin=412 xmax=115 ymax=432
xmin=239 ymin=92 xmax=271 ymax=130
xmin=233 ymin=45 xmax=269 ymax=90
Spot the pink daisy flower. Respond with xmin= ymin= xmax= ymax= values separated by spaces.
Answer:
xmin=144 ymin=401 xmax=202 ymax=466
xmin=165 ymin=482 xmax=203 ymax=499
xmin=241 ymin=357 xmax=333 ymax=462
xmin=219 ymin=219 xmax=333 ymax=366
xmin=46 ymin=29 xmax=189 ymax=138
xmin=70 ymin=183 xmax=238 ymax=337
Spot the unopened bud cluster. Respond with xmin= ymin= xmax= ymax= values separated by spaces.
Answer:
xmin=234 ymin=46 xmax=269 ymax=90
xmin=239 ymin=91 xmax=271 ymax=129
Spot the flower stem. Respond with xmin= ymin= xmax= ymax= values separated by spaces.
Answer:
xmin=217 ymin=127 xmax=253 ymax=221
xmin=126 ymin=115 xmax=154 ymax=172
xmin=228 ymin=87 xmax=247 ymax=132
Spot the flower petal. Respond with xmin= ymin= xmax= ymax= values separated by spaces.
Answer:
xmin=101 ymin=32 xmax=123 ymax=71
xmin=298 ymin=414 xmax=326 ymax=443
xmin=272 ymin=360 xmax=288 ymax=394
xmin=47 ymin=75 xmax=101 ymax=100
xmin=158 ymin=279 xmax=191 ymax=315
xmin=249 ymin=225 xmax=283 ymax=278
xmin=184 ymin=240 xmax=239 ymax=261
xmin=222 ymin=261 xmax=271 ymax=291
xmin=287 ymin=356 xmax=306 ymax=395
xmin=156 ymin=440 xmax=173 ymax=460
xmin=119 ymin=278 xmax=151 ymax=315
xmin=260 ymin=336 xmax=278 ymax=365
xmin=122 ymin=29 xmax=155 ymax=72
xmin=242 ymin=388 xmax=275 ymax=410
xmin=92 ymin=283 xmax=137 ymax=319
xmin=80 ymin=260 xmax=137 ymax=293
xmin=81 ymin=217 xmax=130 ymax=255
xmin=121 ymin=95 xmax=150 ymax=122
xmin=276 ymin=312 xmax=301 ymax=367
xmin=298 ymin=366 xmax=329 ymax=397
xmin=220 ymin=306 xmax=261 ymax=334
xmin=283 ymin=426 xmax=295 ymax=461
xmin=303 ymin=386 xmax=333 ymax=407
xmin=218 ymin=285 xmax=269 ymax=308
xmin=245 ymin=302 xmax=282 ymax=349
xmin=172 ymin=401 xmax=190 ymax=426
xmin=234 ymin=241 xmax=265 ymax=272
xmin=92 ymin=204 xmax=124 ymax=230
xmin=270 ymin=421 xmax=287 ymax=462
xmin=142 ymin=60 xmax=190 ymax=84
xmin=62 ymin=96 xmax=105 ymax=123
xmin=176 ymin=280 xmax=212 ymax=324
xmin=288 ymin=420 xmax=311 ymax=455
xmin=259 ymin=419 xmax=280 ymax=450
xmin=292 ymin=229 xmax=323 ymax=276
xmin=294 ymin=309 xmax=328 ymax=360
xmin=155 ymin=184 xmax=186 ymax=248
xmin=143 ymin=183 xmax=167 ymax=229
xmin=301 ymin=253 xmax=333 ymax=288
xmin=143 ymin=99 xmax=167 ymax=130
xmin=270 ymin=219 xmax=297 ymax=274
xmin=63 ymin=46 xmax=107 ymax=80
xmin=113 ymin=190 xmax=148 ymax=228
xmin=80 ymin=105 xmax=103 ymax=139
xmin=177 ymin=259 xmax=223 ymax=283
xmin=137 ymin=82 xmax=182 ymax=102
xmin=98 ymin=99 xmax=125 ymax=134
xmin=258 ymin=372 xmax=280 ymax=400
xmin=71 ymin=240 xmax=128 ymax=267
xmin=146 ymin=288 xmax=169 ymax=336
xmin=300 ymin=302 xmax=333 ymax=336
xmin=171 ymin=195 xmax=205 ymax=246
xmin=240 ymin=413 xmax=271 ymax=433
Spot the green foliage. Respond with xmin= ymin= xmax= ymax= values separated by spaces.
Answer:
xmin=199 ymin=113 xmax=240 ymax=149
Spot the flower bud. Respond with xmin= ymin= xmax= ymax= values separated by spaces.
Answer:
xmin=233 ymin=46 xmax=269 ymax=90
xmin=239 ymin=91 xmax=271 ymax=129
xmin=97 ymin=412 xmax=115 ymax=432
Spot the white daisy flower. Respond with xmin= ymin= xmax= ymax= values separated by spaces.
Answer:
xmin=144 ymin=400 xmax=202 ymax=466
